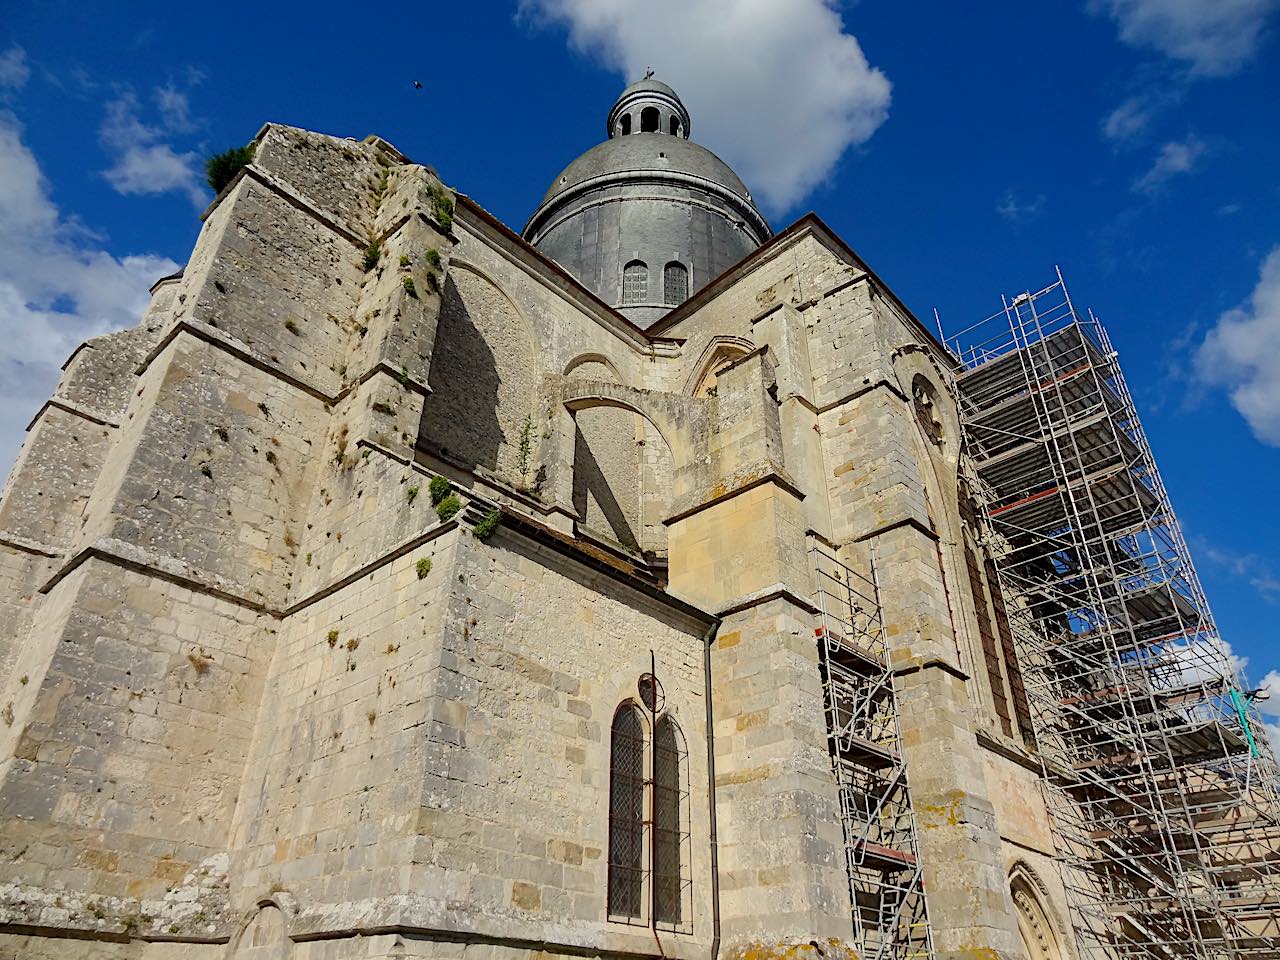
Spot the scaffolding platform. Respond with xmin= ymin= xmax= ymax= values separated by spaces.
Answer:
xmin=945 ymin=270 xmax=1280 ymax=960
xmin=812 ymin=544 xmax=933 ymax=960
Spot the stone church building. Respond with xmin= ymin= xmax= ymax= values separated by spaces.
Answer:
xmin=1 ymin=80 xmax=1275 ymax=960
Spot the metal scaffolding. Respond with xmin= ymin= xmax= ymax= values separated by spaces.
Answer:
xmin=945 ymin=269 xmax=1280 ymax=959
xmin=811 ymin=543 xmax=933 ymax=960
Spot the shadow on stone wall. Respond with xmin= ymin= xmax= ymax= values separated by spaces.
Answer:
xmin=573 ymin=417 xmax=640 ymax=550
xmin=420 ymin=272 xmax=534 ymax=479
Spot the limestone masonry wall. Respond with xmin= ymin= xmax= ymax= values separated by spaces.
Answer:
xmin=0 ymin=122 xmax=1064 ymax=960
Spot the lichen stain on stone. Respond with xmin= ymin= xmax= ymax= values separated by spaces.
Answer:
xmin=730 ymin=938 xmax=860 ymax=960
xmin=919 ymin=788 xmax=966 ymax=828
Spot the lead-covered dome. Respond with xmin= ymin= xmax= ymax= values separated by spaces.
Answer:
xmin=523 ymin=78 xmax=770 ymax=327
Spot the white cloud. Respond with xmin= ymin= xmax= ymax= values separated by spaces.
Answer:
xmin=519 ymin=0 xmax=890 ymax=217
xmin=1101 ymin=83 xmax=1183 ymax=145
xmin=1257 ymin=670 xmax=1280 ymax=713
xmin=0 ymin=112 xmax=177 ymax=478
xmin=0 ymin=46 xmax=30 ymax=92
xmin=1133 ymin=133 xmax=1206 ymax=193
xmin=1201 ymin=543 xmax=1280 ymax=604
xmin=1091 ymin=0 xmax=1280 ymax=75
xmin=100 ymin=91 xmax=206 ymax=207
xmin=996 ymin=189 xmax=1045 ymax=224
xmin=153 ymin=84 xmax=195 ymax=132
xmin=1103 ymin=95 xmax=1156 ymax=143
xmin=1196 ymin=247 xmax=1280 ymax=446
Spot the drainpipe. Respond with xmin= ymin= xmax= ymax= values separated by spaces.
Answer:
xmin=702 ymin=618 xmax=723 ymax=960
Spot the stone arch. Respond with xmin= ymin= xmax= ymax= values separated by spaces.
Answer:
xmin=564 ymin=352 xmax=626 ymax=384
xmin=1009 ymin=862 xmax=1070 ymax=960
xmin=419 ymin=264 xmax=541 ymax=486
xmin=562 ymin=388 xmax=675 ymax=557
xmin=684 ymin=336 xmax=754 ymax=397
xmin=227 ymin=901 xmax=291 ymax=958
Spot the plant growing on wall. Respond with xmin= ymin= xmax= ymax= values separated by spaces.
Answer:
xmin=205 ymin=144 xmax=255 ymax=193
xmin=427 ymin=184 xmax=454 ymax=232
xmin=435 ymin=493 xmax=462 ymax=522
xmin=473 ymin=509 xmax=502 ymax=541
xmin=517 ymin=415 xmax=533 ymax=488
xmin=428 ymin=475 xmax=450 ymax=505
xmin=362 ymin=243 xmax=381 ymax=272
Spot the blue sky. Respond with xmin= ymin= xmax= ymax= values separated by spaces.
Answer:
xmin=2 ymin=1 xmax=1279 ymax=717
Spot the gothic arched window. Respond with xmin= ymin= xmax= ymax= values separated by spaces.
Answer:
xmin=663 ymin=262 xmax=689 ymax=306
xmin=653 ymin=714 xmax=689 ymax=928
xmin=608 ymin=704 xmax=646 ymax=920
xmin=620 ymin=114 xmax=632 ymax=136
xmin=641 ymin=106 xmax=660 ymax=133
xmin=622 ymin=260 xmax=648 ymax=304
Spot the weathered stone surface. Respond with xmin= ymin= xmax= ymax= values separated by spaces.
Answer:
xmin=0 ymin=110 xmax=1067 ymax=960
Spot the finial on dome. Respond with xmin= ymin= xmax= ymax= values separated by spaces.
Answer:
xmin=644 ymin=67 xmax=655 ymax=79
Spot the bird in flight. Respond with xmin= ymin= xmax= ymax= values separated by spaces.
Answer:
xmin=413 ymin=81 xmax=423 ymax=89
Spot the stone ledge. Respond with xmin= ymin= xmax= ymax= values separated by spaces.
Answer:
xmin=38 ymin=537 xmax=273 ymax=613
xmin=0 ymin=532 xmax=61 ymax=559
xmin=854 ymin=515 xmax=939 ymax=544
xmin=815 ymin=376 xmax=909 ymax=414
xmin=715 ymin=583 xmax=818 ymax=618
xmin=25 ymin=397 xmax=120 ymax=433
xmin=664 ymin=466 xmax=805 ymax=526
xmin=135 ymin=319 xmax=336 ymax=404
xmin=891 ymin=655 xmax=970 ymax=682
xmin=282 ymin=519 xmax=459 ymax=616
xmin=975 ymin=728 xmax=1043 ymax=775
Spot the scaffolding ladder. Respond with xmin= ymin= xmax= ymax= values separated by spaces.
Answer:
xmin=811 ymin=544 xmax=934 ymax=960
xmin=945 ymin=270 xmax=1280 ymax=959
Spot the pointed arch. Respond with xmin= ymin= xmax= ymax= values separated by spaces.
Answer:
xmin=1009 ymin=862 xmax=1069 ymax=960
xmin=683 ymin=336 xmax=755 ymax=397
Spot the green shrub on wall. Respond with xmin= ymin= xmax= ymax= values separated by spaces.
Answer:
xmin=205 ymin=145 xmax=256 ymax=194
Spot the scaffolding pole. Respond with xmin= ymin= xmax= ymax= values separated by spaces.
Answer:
xmin=811 ymin=541 xmax=934 ymax=960
xmin=945 ymin=270 xmax=1280 ymax=959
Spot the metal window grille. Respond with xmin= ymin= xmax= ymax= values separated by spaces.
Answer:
xmin=608 ymin=704 xmax=647 ymax=919
xmin=622 ymin=261 xmax=648 ymax=305
xmin=664 ymin=263 xmax=688 ymax=306
xmin=653 ymin=714 xmax=690 ymax=928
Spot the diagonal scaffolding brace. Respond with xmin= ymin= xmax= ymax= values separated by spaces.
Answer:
xmin=811 ymin=542 xmax=934 ymax=960
xmin=945 ymin=269 xmax=1280 ymax=959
